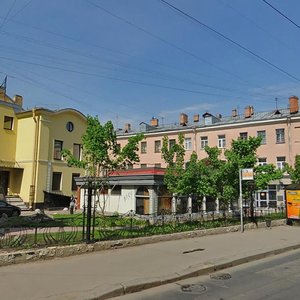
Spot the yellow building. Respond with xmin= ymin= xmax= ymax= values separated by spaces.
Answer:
xmin=0 ymin=87 xmax=23 ymax=197
xmin=0 ymin=86 xmax=86 ymax=209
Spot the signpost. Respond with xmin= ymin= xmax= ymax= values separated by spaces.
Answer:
xmin=239 ymin=168 xmax=254 ymax=232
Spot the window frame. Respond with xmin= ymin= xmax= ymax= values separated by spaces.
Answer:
xmin=3 ymin=116 xmax=13 ymax=130
xmin=71 ymin=173 xmax=80 ymax=191
xmin=257 ymin=130 xmax=266 ymax=145
xmin=239 ymin=132 xmax=248 ymax=140
xmin=218 ymin=134 xmax=226 ymax=148
xmin=154 ymin=140 xmax=161 ymax=153
xmin=52 ymin=172 xmax=62 ymax=191
xmin=141 ymin=141 xmax=147 ymax=154
xmin=169 ymin=139 xmax=176 ymax=149
xmin=200 ymin=136 xmax=208 ymax=149
xmin=73 ymin=143 xmax=81 ymax=160
xmin=54 ymin=140 xmax=63 ymax=160
xmin=276 ymin=128 xmax=285 ymax=144
xmin=276 ymin=156 xmax=286 ymax=169
xmin=184 ymin=137 xmax=192 ymax=151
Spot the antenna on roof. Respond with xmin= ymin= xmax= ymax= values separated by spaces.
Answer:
xmin=0 ymin=76 xmax=7 ymax=93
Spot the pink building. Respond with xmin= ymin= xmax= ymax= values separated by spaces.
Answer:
xmin=117 ymin=96 xmax=300 ymax=210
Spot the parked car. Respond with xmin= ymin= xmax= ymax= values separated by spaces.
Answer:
xmin=0 ymin=200 xmax=21 ymax=217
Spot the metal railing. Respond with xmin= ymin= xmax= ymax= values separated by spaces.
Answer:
xmin=0 ymin=207 xmax=286 ymax=250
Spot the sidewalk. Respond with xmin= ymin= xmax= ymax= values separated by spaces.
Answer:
xmin=1 ymin=225 xmax=300 ymax=300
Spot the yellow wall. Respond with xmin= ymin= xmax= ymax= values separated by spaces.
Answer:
xmin=16 ymin=109 xmax=86 ymax=207
xmin=0 ymin=102 xmax=17 ymax=163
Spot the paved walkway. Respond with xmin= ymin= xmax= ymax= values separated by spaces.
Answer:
xmin=1 ymin=225 xmax=300 ymax=300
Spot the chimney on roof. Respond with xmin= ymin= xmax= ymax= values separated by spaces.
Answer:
xmin=180 ymin=113 xmax=188 ymax=126
xmin=193 ymin=114 xmax=199 ymax=123
xmin=13 ymin=95 xmax=23 ymax=107
xmin=289 ymin=96 xmax=299 ymax=114
xmin=232 ymin=108 xmax=237 ymax=118
xmin=216 ymin=113 xmax=222 ymax=119
xmin=124 ymin=123 xmax=131 ymax=132
xmin=244 ymin=106 xmax=254 ymax=118
xmin=150 ymin=117 xmax=159 ymax=127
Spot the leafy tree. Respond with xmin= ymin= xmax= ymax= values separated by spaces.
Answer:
xmin=161 ymin=133 xmax=185 ymax=194
xmin=62 ymin=115 xmax=143 ymax=213
xmin=286 ymin=154 xmax=300 ymax=184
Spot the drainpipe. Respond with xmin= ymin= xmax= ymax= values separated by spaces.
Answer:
xmin=30 ymin=108 xmax=40 ymax=209
xmin=193 ymin=126 xmax=197 ymax=153
xmin=287 ymin=116 xmax=292 ymax=165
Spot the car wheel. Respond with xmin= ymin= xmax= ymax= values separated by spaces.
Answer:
xmin=12 ymin=210 xmax=20 ymax=217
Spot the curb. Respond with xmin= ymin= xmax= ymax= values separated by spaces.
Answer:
xmin=90 ymin=242 xmax=300 ymax=300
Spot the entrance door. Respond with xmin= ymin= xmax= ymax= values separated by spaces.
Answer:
xmin=0 ymin=171 xmax=9 ymax=195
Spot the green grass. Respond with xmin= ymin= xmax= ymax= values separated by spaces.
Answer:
xmin=0 ymin=211 xmax=286 ymax=250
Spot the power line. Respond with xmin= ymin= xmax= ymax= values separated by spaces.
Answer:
xmin=86 ymin=0 xmax=254 ymax=86
xmin=159 ymin=0 xmax=300 ymax=82
xmin=0 ymin=0 xmax=16 ymax=30
xmin=0 ymin=55 xmax=235 ymax=98
xmin=262 ymin=0 xmax=300 ymax=30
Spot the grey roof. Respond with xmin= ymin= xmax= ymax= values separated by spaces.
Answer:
xmin=117 ymin=107 xmax=300 ymax=136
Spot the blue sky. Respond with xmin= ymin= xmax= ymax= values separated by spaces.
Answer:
xmin=1 ymin=0 xmax=300 ymax=128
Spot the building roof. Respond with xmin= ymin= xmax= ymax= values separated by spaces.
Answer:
xmin=117 ymin=107 xmax=300 ymax=136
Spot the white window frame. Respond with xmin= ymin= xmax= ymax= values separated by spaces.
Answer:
xmin=184 ymin=138 xmax=192 ymax=150
xmin=276 ymin=156 xmax=286 ymax=169
xmin=200 ymin=136 xmax=208 ymax=149
xmin=258 ymin=158 xmax=267 ymax=166
xmin=218 ymin=135 xmax=226 ymax=148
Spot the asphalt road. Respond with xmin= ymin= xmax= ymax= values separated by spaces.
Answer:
xmin=115 ymin=249 xmax=300 ymax=300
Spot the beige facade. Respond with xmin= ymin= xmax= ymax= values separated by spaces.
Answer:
xmin=117 ymin=96 xmax=300 ymax=209
xmin=0 ymin=87 xmax=86 ymax=209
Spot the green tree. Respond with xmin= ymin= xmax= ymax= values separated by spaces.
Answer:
xmin=287 ymin=154 xmax=300 ymax=184
xmin=62 ymin=115 xmax=143 ymax=213
xmin=161 ymin=133 xmax=185 ymax=194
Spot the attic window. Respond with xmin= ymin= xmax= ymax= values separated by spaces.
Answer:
xmin=4 ymin=116 xmax=13 ymax=130
xmin=274 ymin=110 xmax=281 ymax=115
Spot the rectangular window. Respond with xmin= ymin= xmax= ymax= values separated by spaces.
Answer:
xmin=52 ymin=172 xmax=62 ymax=191
xmin=111 ymin=185 xmax=121 ymax=195
xmin=141 ymin=141 xmax=147 ymax=154
xmin=127 ymin=163 xmax=133 ymax=169
xmin=276 ymin=128 xmax=285 ymax=143
xmin=71 ymin=173 xmax=80 ymax=191
xmin=258 ymin=158 xmax=267 ymax=166
xmin=154 ymin=163 xmax=161 ymax=168
xmin=276 ymin=156 xmax=286 ymax=169
xmin=73 ymin=144 xmax=81 ymax=160
xmin=240 ymin=132 xmax=248 ymax=140
xmin=184 ymin=138 xmax=192 ymax=150
xmin=218 ymin=135 xmax=226 ymax=148
xmin=169 ymin=139 xmax=176 ymax=149
xmin=141 ymin=164 xmax=147 ymax=168
xmin=154 ymin=140 xmax=161 ymax=153
xmin=257 ymin=130 xmax=266 ymax=144
xmin=4 ymin=116 xmax=13 ymax=130
xmin=54 ymin=140 xmax=63 ymax=160
xmin=200 ymin=136 xmax=208 ymax=149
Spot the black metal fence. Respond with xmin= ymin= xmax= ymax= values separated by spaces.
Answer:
xmin=0 ymin=207 xmax=286 ymax=250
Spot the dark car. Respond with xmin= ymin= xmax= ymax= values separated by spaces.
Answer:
xmin=0 ymin=200 xmax=21 ymax=217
